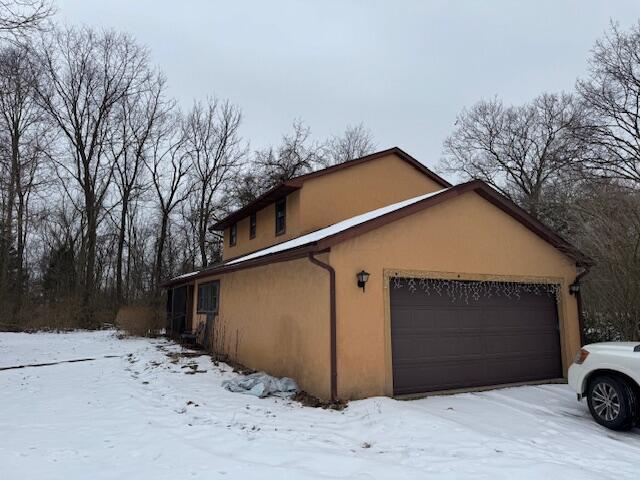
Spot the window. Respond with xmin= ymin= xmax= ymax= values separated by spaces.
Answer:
xmin=229 ymin=223 xmax=237 ymax=246
xmin=275 ymin=198 xmax=286 ymax=235
xmin=249 ymin=212 xmax=257 ymax=239
xmin=197 ymin=281 xmax=219 ymax=314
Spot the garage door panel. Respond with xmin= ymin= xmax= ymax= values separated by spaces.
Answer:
xmin=394 ymin=307 xmax=463 ymax=331
xmin=390 ymin=278 xmax=563 ymax=395
xmin=394 ymin=354 xmax=561 ymax=394
xmin=502 ymin=333 xmax=560 ymax=353
xmin=395 ymin=362 xmax=488 ymax=392
xmin=393 ymin=335 xmax=487 ymax=360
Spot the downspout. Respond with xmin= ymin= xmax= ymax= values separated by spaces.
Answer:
xmin=571 ymin=266 xmax=591 ymax=346
xmin=308 ymin=252 xmax=337 ymax=403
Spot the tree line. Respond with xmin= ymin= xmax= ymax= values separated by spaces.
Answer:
xmin=0 ymin=2 xmax=638 ymax=341
xmin=0 ymin=1 xmax=376 ymax=329
xmin=441 ymin=22 xmax=640 ymax=341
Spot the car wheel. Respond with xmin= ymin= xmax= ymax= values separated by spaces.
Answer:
xmin=587 ymin=375 xmax=637 ymax=431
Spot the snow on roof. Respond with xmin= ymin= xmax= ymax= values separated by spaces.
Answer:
xmin=227 ymin=187 xmax=449 ymax=266
xmin=168 ymin=270 xmax=200 ymax=282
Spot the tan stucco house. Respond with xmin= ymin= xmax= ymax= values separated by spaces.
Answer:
xmin=163 ymin=147 xmax=589 ymax=401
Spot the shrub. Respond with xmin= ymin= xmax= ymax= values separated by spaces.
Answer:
xmin=115 ymin=304 xmax=164 ymax=337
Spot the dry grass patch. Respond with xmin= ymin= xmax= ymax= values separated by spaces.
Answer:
xmin=116 ymin=305 xmax=164 ymax=337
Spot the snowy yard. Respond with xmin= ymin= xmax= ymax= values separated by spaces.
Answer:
xmin=0 ymin=331 xmax=638 ymax=479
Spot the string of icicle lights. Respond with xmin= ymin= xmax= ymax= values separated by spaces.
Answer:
xmin=391 ymin=277 xmax=560 ymax=304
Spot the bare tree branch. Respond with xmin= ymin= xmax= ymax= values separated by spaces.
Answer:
xmin=441 ymin=93 xmax=588 ymax=223
xmin=577 ymin=21 xmax=640 ymax=187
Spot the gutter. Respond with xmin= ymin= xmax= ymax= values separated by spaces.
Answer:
xmin=307 ymin=252 xmax=337 ymax=403
xmin=160 ymin=244 xmax=319 ymax=289
xmin=572 ymin=265 xmax=591 ymax=346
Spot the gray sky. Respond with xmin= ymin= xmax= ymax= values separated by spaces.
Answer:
xmin=55 ymin=0 xmax=640 ymax=171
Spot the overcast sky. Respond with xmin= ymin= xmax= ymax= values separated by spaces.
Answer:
xmin=55 ymin=0 xmax=640 ymax=172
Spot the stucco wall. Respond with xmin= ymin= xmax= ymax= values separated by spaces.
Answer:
xmin=223 ymin=190 xmax=302 ymax=260
xmin=297 ymin=154 xmax=444 ymax=234
xmin=329 ymin=190 xmax=580 ymax=400
xmin=223 ymin=153 xmax=444 ymax=260
xmin=191 ymin=255 xmax=332 ymax=399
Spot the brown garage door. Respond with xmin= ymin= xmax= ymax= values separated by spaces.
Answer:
xmin=390 ymin=278 xmax=563 ymax=395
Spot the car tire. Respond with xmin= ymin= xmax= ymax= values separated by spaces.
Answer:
xmin=587 ymin=375 xmax=637 ymax=431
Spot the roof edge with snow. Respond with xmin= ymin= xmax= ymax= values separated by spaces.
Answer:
xmin=162 ymin=180 xmax=590 ymax=288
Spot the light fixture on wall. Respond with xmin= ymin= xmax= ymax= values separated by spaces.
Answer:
xmin=357 ymin=270 xmax=370 ymax=292
xmin=569 ymin=281 xmax=581 ymax=295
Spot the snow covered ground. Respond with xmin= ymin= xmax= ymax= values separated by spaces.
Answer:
xmin=0 ymin=331 xmax=638 ymax=479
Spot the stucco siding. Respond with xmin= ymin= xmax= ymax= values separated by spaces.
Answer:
xmin=223 ymin=190 xmax=302 ymax=260
xmin=329 ymin=190 xmax=580 ymax=400
xmin=192 ymin=255 xmax=332 ymax=399
xmin=298 ymin=154 xmax=443 ymax=233
xmin=223 ymin=153 xmax=443 ymax=260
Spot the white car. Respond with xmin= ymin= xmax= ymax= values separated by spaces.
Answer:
xmin=568 ymin=342 xmax=640 ymax=430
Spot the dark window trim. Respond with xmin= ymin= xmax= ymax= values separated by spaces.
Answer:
xmin=229 ymin=223 xmax=237 ymax=246
xmin=249 ymin=212 xmax=257 ymax=239
xmin=275 ymin=197 xmax=286 ymax=236
xmin=197 ymin=280 xmax=220 ymax=315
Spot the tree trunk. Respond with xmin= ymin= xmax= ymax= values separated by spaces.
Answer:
xmin=154 ymin=212 xmax=169 ymax=291
xmin=83 ymin=201 xmax=98 ymax=326
xmin=14 ymin=176 xmax=26 ymax=318
xmin=198 ymin=188 xmax=208 ymax=268
xmin=115 ymin=194 xmax=129 ymax=305
xmin=198 ymin=220 xmax=208 ymax=269
xmin=0 ymin=132 xmax=18 ymax=295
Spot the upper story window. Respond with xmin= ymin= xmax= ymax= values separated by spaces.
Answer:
xmin=197 ymin=281 xmax=219 ymax=314
xmin=229 ymin=223 xmax=237 ymax=246
xmin=275 ymin=198 xmax=286 ymax=236
xmin=249 ymin=212 xmax=257 ymax=239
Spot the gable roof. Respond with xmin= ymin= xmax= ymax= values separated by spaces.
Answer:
xmin=210 ymin=147 xmax=451 ymax=231
xmin=162 ymin=180 xmax=590 ymax=288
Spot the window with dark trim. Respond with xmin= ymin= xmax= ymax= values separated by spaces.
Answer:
xmin=275 ymin=198 xmax=286 ymax=235
xmin=249 ymin=212 xmax=257 ymax=239
xmin=197 ymin=281 xmax=219 ymax=314
xmin=229 ymin=223 xmax=237 ymax=246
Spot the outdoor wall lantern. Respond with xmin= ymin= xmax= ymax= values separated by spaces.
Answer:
xmin=569 ymin=281 xmax=581 ymax=295
xmin=357 ymin=270 xmax=370 ymax=292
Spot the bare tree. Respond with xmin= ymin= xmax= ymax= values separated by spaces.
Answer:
xmin=442 ymin=93 xmax=587 ymax=220
xmin=232 ymin=120 xmax=372 ymax=208
xmin=255 ymin=120 xmax=323 ymax=187
xmin=111 ymin=71 xmax=169 ymax=303
xmin=323 ymin=123 xmax=376 ymax=166
xmin=230 ymin=121 xmax=374 ymax=207
xmin=577 ymin=21 xmax=640 ymax=186
xmin=183 ymin=98 xmax=244 ymax=267
xmin=0 ymin=0 xmax=53 ymax=36
xmin=177 ymin=199 xmax=199 ymax=272
xmin=229 ymin=169 xmax=264 ymax=207
xmin=573 ymin=183 xmax=640 ymax=341
xmin=33 ymin=26 xmax=151 ymax=324
xmin=0 ymin=45 xmax=49 ymax=316
xmin=146 ymin=112 xmax=191 ymax=290
xmin=40 ymin=200 xmax=81 ymax=301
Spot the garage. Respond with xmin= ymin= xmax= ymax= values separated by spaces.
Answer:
xmin=164 ymin=156 xmax=587 ymax=401
xmin=390 ymin=277 xmax=563 ymax=395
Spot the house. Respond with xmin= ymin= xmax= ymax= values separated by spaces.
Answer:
xmin=162 ymin=147 xmax=589 ymax=402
